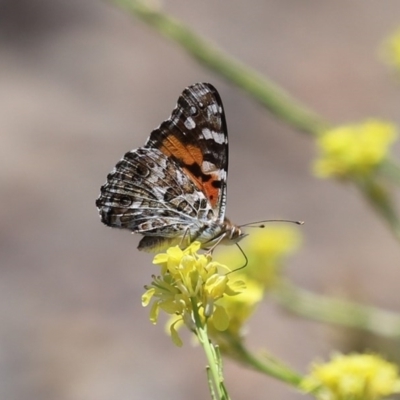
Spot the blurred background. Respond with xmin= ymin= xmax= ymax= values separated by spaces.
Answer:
xmin=2 ymin=0 xmax=400 ymax=399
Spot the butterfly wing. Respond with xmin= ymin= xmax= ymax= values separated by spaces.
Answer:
xmin=145 ymin=82 xmax=229 ymax=223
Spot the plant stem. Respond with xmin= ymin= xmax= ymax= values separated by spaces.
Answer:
xmin=380 ymin=158 xmax=400 ymax=186
xmin=356 ymin=178 xmax=400 ymax=242
xmin=274 ymin=281 xmax=400 ymax=338
xmin=225 ymin=336 xmax=304 ymax=386
xmin=191 ymin=298 xmax=231 ymax=400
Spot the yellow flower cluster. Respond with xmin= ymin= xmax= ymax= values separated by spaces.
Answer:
xmin=142 ymin=242 xmax=245 ymax=346
xmin=313 ymin=120 xmax=397 ymax=179
xmin=301 ymin=353 xmax=400 ymax=400
xmin=381 ymin=28 xmax=400 ymax=72
xmin=143 ymin=227 xmax=301 ymax=347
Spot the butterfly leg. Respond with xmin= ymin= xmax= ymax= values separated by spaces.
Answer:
xmin=179 ymin=226 xmax=193 ymax=249
xmin=204 ymin=232 xmax=227 ymax=255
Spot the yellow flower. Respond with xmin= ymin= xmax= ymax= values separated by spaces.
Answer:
xmin=313 ymin=120 xmax=397 ymax=179
xmin=381 ymin=28 xmax=400 ymax=72
xmin=142 ymin=242 xmax=245 ymax=346
xmin=207 ymin=275 xmax=264 ymax=345
xmin=301 ymin=353 xmax=400 ymax=400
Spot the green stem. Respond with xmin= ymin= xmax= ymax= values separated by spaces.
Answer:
xmin=356 ymin=178 xmax=400 ymax=242
xmin=379 ymin=158 xmax=400 ymax=186
xmin=112 ymin=0 xmax=328 ymax=136
xmin=274 ymin=281 xmax=400 ymax=338
xmin=224 ymin=335 xmax=303 ymax=386
xmin=191 ymin=298 xmax=231 ymax=400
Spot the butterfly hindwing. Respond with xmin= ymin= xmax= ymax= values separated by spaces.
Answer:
xmin=96 ymin=147 xmax=216 ymax=233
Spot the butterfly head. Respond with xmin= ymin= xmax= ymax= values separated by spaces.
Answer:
xmin=220 ymin=218 xmax=247 ymax=245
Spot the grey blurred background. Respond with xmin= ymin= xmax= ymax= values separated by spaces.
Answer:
xmin=2 ymin=1 xmax=400 ymax=399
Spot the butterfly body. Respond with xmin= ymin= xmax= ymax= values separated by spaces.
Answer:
xmin=96 ymin=83 xmax=245 ymax=252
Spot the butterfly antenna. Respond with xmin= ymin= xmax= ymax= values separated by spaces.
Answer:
xmin=240 ymin=219 xmax=304 ymax=228
xmin=227 ymin=242 xmax=248 ymax=275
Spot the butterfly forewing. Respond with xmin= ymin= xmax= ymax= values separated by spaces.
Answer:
xmin=145 ymin=83 xmax=228 ymax=222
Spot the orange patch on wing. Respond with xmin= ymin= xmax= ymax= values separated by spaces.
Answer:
xmin=181 ymin=167 xmax=219 ymax=209
xmin=160 ymin=136 xmax=203 ymax=166
xmin=160 ymin=136 xmax=220 ymax=208
xmin=202 ymin=176 xmax=219 ymax=208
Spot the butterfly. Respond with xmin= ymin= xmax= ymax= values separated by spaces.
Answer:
xmin=96 ymin=83 xmax=246 ymax=252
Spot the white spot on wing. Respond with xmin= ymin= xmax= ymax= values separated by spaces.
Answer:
xmin=202 ymin=128 xmax=226 ymax=144
xmin=202 ymin=161 xmax=217 ymax=173
xmin=184 ymin=117 xmax=196 ymax=130
xmin=202 ymin=128 xmax=213 ymax=140
xmin=214 ymin=132 xmax=226 ymax=144
xmin=208 ymin=104 xmax=218 ymax=114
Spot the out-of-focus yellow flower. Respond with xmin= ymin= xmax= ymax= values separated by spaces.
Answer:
xmin=142 ymin=242 xmax=245 ymax=346
xmin=381 ymin=28 xmax=400 ymax=72
xmin=301 ymin=353 xmax=400 ymax=400
xmin=216 ymin=227 xmax=301 ymax=288
xmin=313 ymin=120 xmax=397 ymax=179
xmin=207 ymin=274 xmax=264 ymax=343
